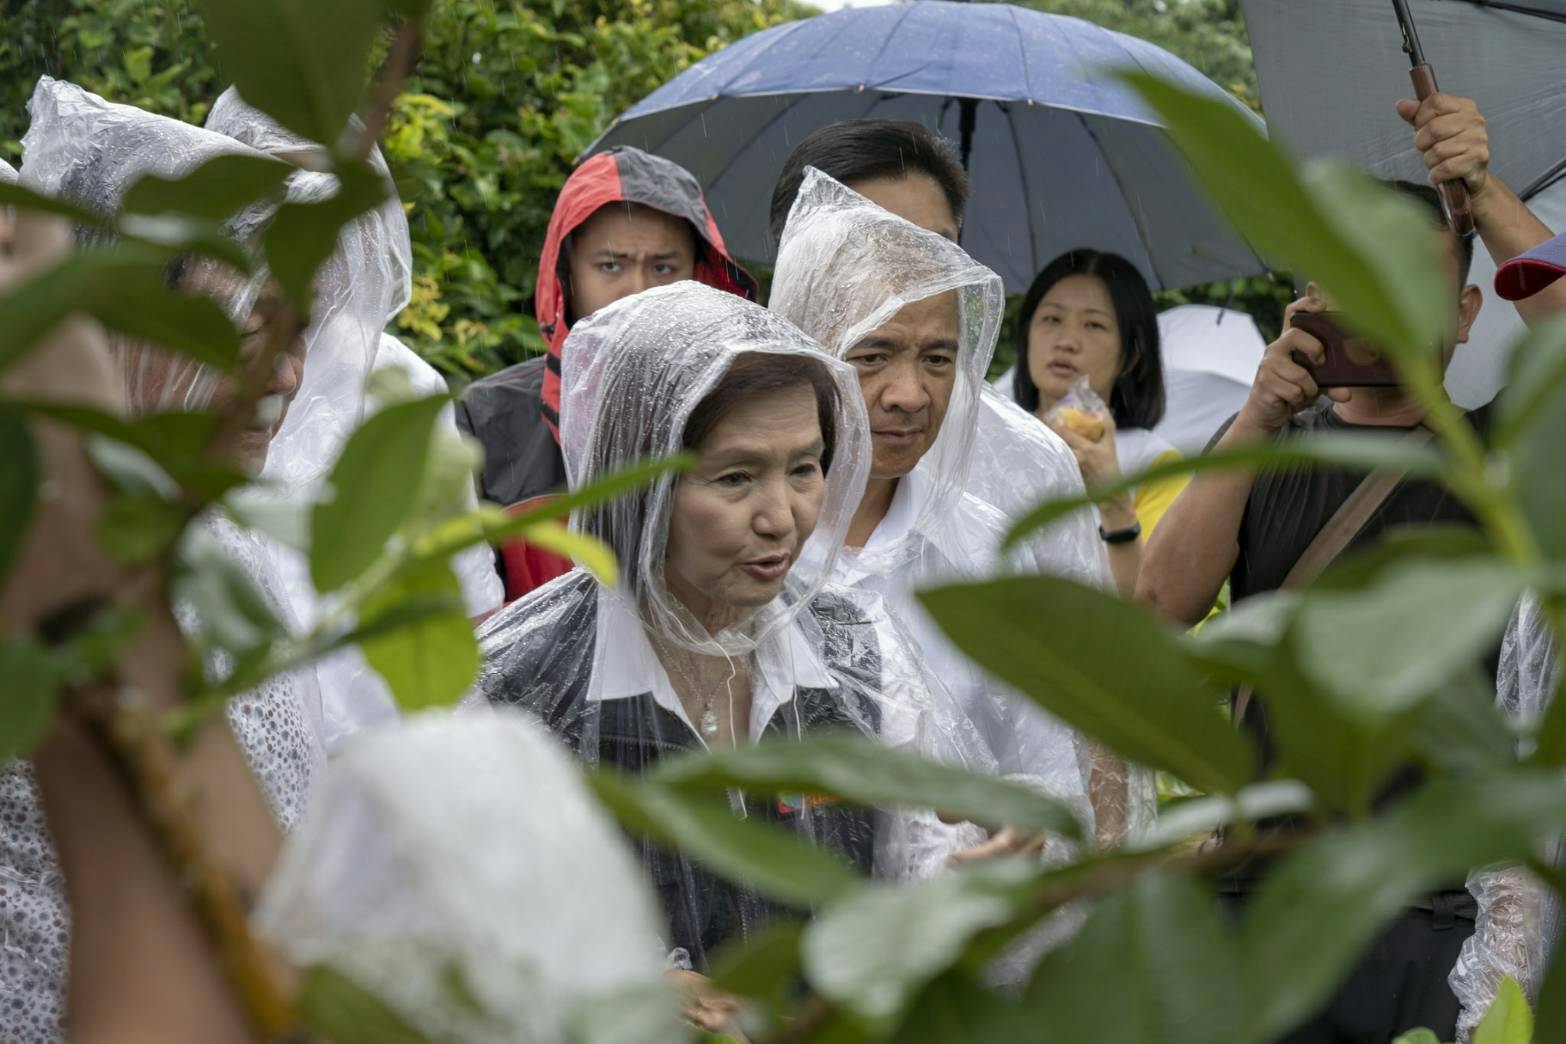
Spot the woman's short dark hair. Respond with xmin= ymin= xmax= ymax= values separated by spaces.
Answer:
xmin=1012 ymin=249 xmax=1166 ymax=431
xmin=768 ymin=120 xmax=969 ymax=243
xmin=683 ymin=352 xmax=840 ymax=476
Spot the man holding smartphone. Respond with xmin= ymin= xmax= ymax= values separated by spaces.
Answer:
xmin=1137 ymin=180 xmax=1486 ymax=1041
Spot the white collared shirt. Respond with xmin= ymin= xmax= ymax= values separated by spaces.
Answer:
xmin=588 ymin=592 xmax=839 ymax=745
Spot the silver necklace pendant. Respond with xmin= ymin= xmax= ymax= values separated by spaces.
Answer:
xmin=700 ymin=705 xmax=720 ymax=738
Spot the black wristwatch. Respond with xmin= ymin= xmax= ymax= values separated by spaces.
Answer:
xmin=1098 ymin=520 xmax=1142 ymax=545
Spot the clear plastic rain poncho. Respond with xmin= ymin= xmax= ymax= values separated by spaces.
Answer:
xmin=206 ymin=86 xmax=502 ymax=749
xmin=768 ymin=169 xmax=1141 ymax=848
xmin=1449 ymin=595 xmax=1564 ymax=1044
xmin=0 ymin=78 xmax=331 ymax=1044
xmin=256 ymin=709 xmax=678 ymax=1043
xmin=475 ymin=281 xmax=991 ymax=970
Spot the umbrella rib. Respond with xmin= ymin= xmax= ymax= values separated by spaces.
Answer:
xmin=863 ymin=2 xmax=921 ymax=91
xmin=1004 ymin=101 xmax=1041 ymax=281
xmin=1005 ymin=5 xmax=1035 ymax=98
xmin=1070 ymin=110 xmax=1166 ymax=289
xmin=1465 ymin=0 xmax=1566 ymax=23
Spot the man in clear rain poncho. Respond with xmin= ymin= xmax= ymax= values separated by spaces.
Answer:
xmin=769 ymin=169 xmax=1149 ymax=851
xmin=0 ymin=77 xmax=390 ymax=1043
xmin=473 ymin=281 xmax=993 ymax=1009
xmin=204 ymin=86 xmax=503 ymax=751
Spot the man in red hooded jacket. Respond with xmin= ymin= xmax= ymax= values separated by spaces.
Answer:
xmin=456 ymin=146 xmax=757 ymax=601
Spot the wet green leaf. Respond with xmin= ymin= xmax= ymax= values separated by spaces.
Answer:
xmin=357 ymin=560 xmax=476 ymax=711
xmin=0 ymin=407 xmax=39 ymax=586
xmin=653 ymin=732 xmax=1084 ymax=840
xmin=121 ymin=152 xmax=291 ymax=224
xmin=0 ymin=638 xmax=61 ymax=762
xmin=586 ymin=772 xmax=861 ymax=908
xmin=310 ymin=393 xmax=446 ymax=592
xmin=296 ymin=964 xmax=435 ymax=1044
xmin=920 ymin=576 xmax=1253 ymax=794
xmin=1473 ymin=975 xmax=1532 ymax=1044
xmin=194 ymin=0 xmax=383 ymax=146
xmin=263 ymin=158 xmax=387 ymax=309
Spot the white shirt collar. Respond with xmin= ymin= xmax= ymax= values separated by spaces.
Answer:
xmin=589 ymin=592 xmax=838 ymax=742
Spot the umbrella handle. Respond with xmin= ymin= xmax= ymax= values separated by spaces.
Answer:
xmin=1409 ymin=63 xmax=1476 ymax=237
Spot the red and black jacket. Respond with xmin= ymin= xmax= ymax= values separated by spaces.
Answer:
xmin=455 ymin=146 xmax=757 ymax=604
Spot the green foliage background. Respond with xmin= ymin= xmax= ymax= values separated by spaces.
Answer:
xmin=0 ymin=0 xmax=1289 ymax=382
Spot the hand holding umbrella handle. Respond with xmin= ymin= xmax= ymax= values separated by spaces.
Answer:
xmin=1408 ymin=63 xmax=1476 ymax=237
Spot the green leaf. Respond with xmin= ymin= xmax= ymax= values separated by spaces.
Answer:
xmin=801 ymin=858 xmax=1039 ymax=1029
xmin=1128 ymin=780 xmax=1313 ymax=853
xmin=1122 ymin=71 xmax=1451 ymax=366
xmin=1005 ymin=433 xmax=1447 ymax=549
xmin=708 ymin=918 xmax=805 ymax=1007
xmin=1288 ymin=559 xmax=1527 ymax=724
xmin=310 ymin=393 xmax=446 ymax=592
xmin=0 ymin=182 xmax=113 ymax=228
xmin=295 ymin=964 xmax=436 ymax=1044
xmin=1412 ymin=668 xmax=1518 ymax=778
xmin=562 ymin=979 xmax=685 ymax=1044
xmin=357 ymin=560 xmax=477 ymax=711
xmin=121 ymin=153 xmax=291 ymax=224
xmin=1496 ymin=317 xmax=1566 ymax=559
xmin=1023 ymin=874 xmax=1248 ymax=1044
xmin=887 ymin=971 xmax=1030 ymax=1042
xmin=1534 ymin=939 xmax=1566 ymax=1044
xmin=264 ymin=159 xmax=387 ymax=309
xmin=1389 ymin=1031 xmax=1442 ymax=1044
xmin=0 ymin=248 xmax=240 ymax=374
xmin=0 ymin=407 xmax=39 ymax=586
xmin=193 ymin=0 xmax=383 ymax=146
xmin=0 ymin=638 xmax=62 ymax=762
xmin=585 ymin=771 xmax=860 ymax=908
xmin=1242 ymin=771 xmax=1566 ymax=1042
xmin=652 ymin=732 xmax=1083 ymax=840
xmin=97 ymin=493 xmax=187 ymax=564
xmin=174 ymin=525 xmax=285 ymax=664
xmin=919 ymin=576 xmax=1254 ymax=795
xmin=1473 ymin=975 xmax=1533 ymax=1044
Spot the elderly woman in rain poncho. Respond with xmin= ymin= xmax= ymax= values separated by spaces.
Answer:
xmin=474 ymin=281 xmax=988 ymax=989
xmin=768 ymin=170 xmax=1149 ymax=852
xmin=0 ymin=77 xmax=381 ymax=1043
xmin=204 ymin=86 xmax=503 ymax=751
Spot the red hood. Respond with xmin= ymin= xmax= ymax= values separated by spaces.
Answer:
xmin=535 ymin=146 xmax=758 ymax=441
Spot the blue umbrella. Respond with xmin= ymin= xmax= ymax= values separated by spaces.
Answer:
xmin=588 ymin=0 xmax=1267 ymax=293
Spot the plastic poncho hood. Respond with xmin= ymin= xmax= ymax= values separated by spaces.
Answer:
xmin=556 ymin=280 xmax=869 ymax=656
xmin=536 ymin=146 xmax=759 ymax=441
xmin=769 ymin=167 xmax=1001 ymax=552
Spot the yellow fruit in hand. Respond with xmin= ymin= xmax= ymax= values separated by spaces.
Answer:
xmin=1055 ymin=406 xmax=1105 ymax=442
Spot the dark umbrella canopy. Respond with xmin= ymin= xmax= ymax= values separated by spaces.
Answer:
xmin=588 ymin=0 xmax=1267 ymax=293
xmin=1240 ymin=0 xmax=1566 ymax=200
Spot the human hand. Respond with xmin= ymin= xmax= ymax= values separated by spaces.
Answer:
xmin=1396 ymin=92 xmax=1489 ymax=199
xmin=947 ymin=826 xmax=1048 ymax=865
xmin=666 ymin=970 xmax=750 ymax=1041
xmin=1234 ymin=295 xmax=1349 ymax=437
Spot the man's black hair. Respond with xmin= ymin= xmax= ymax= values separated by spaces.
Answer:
xmin=768 ymin=120 xmax=969 ymax=242
xmin=1386 ymin=179 xmax=1476 ymax=286
xmin=1012 ymin=248 xmax=1166 ymax=431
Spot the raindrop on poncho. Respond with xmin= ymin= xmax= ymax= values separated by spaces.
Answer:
xmin=769 ymin=169 xmax=1147 ymax=844
xmin=0 ymin=77 xmax=331 ymax=1044
xmin=256 ymin=710 xmax=678 ymax=1043
xmin=205 ymin=86 xmax=502 ymax=749
xmin=1448 ymin=595 xmax=1563 ymax=1044
xmin=475 ymin=281 xmax=988 ymax=970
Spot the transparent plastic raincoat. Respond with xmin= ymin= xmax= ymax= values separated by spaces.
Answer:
xmin=768 ymin=170 xmax=1145 ymax=847
xmin=0 ymin=78 xmax=331 ymax=1044
xmin=1448 ymin=596 xmax=1563 ymax=1043
xmin=206 ymin=87 xmax=502 ymax=749
xmin=475 ymin=281 xmax=985 ymax=969
xmin=256 ymin=710 xmax=676 ymax=1043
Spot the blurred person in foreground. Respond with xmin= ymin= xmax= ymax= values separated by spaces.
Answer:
xmin=1013 ymin=248 xmax=1184 ymax=597
xmin=1 ymin=77 xmax=343 ymax=1044
xmin=1139 ymin=180 xmax=1486 ymax=1042
xmin=458 ymin=147 xmax=757 ymax=601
